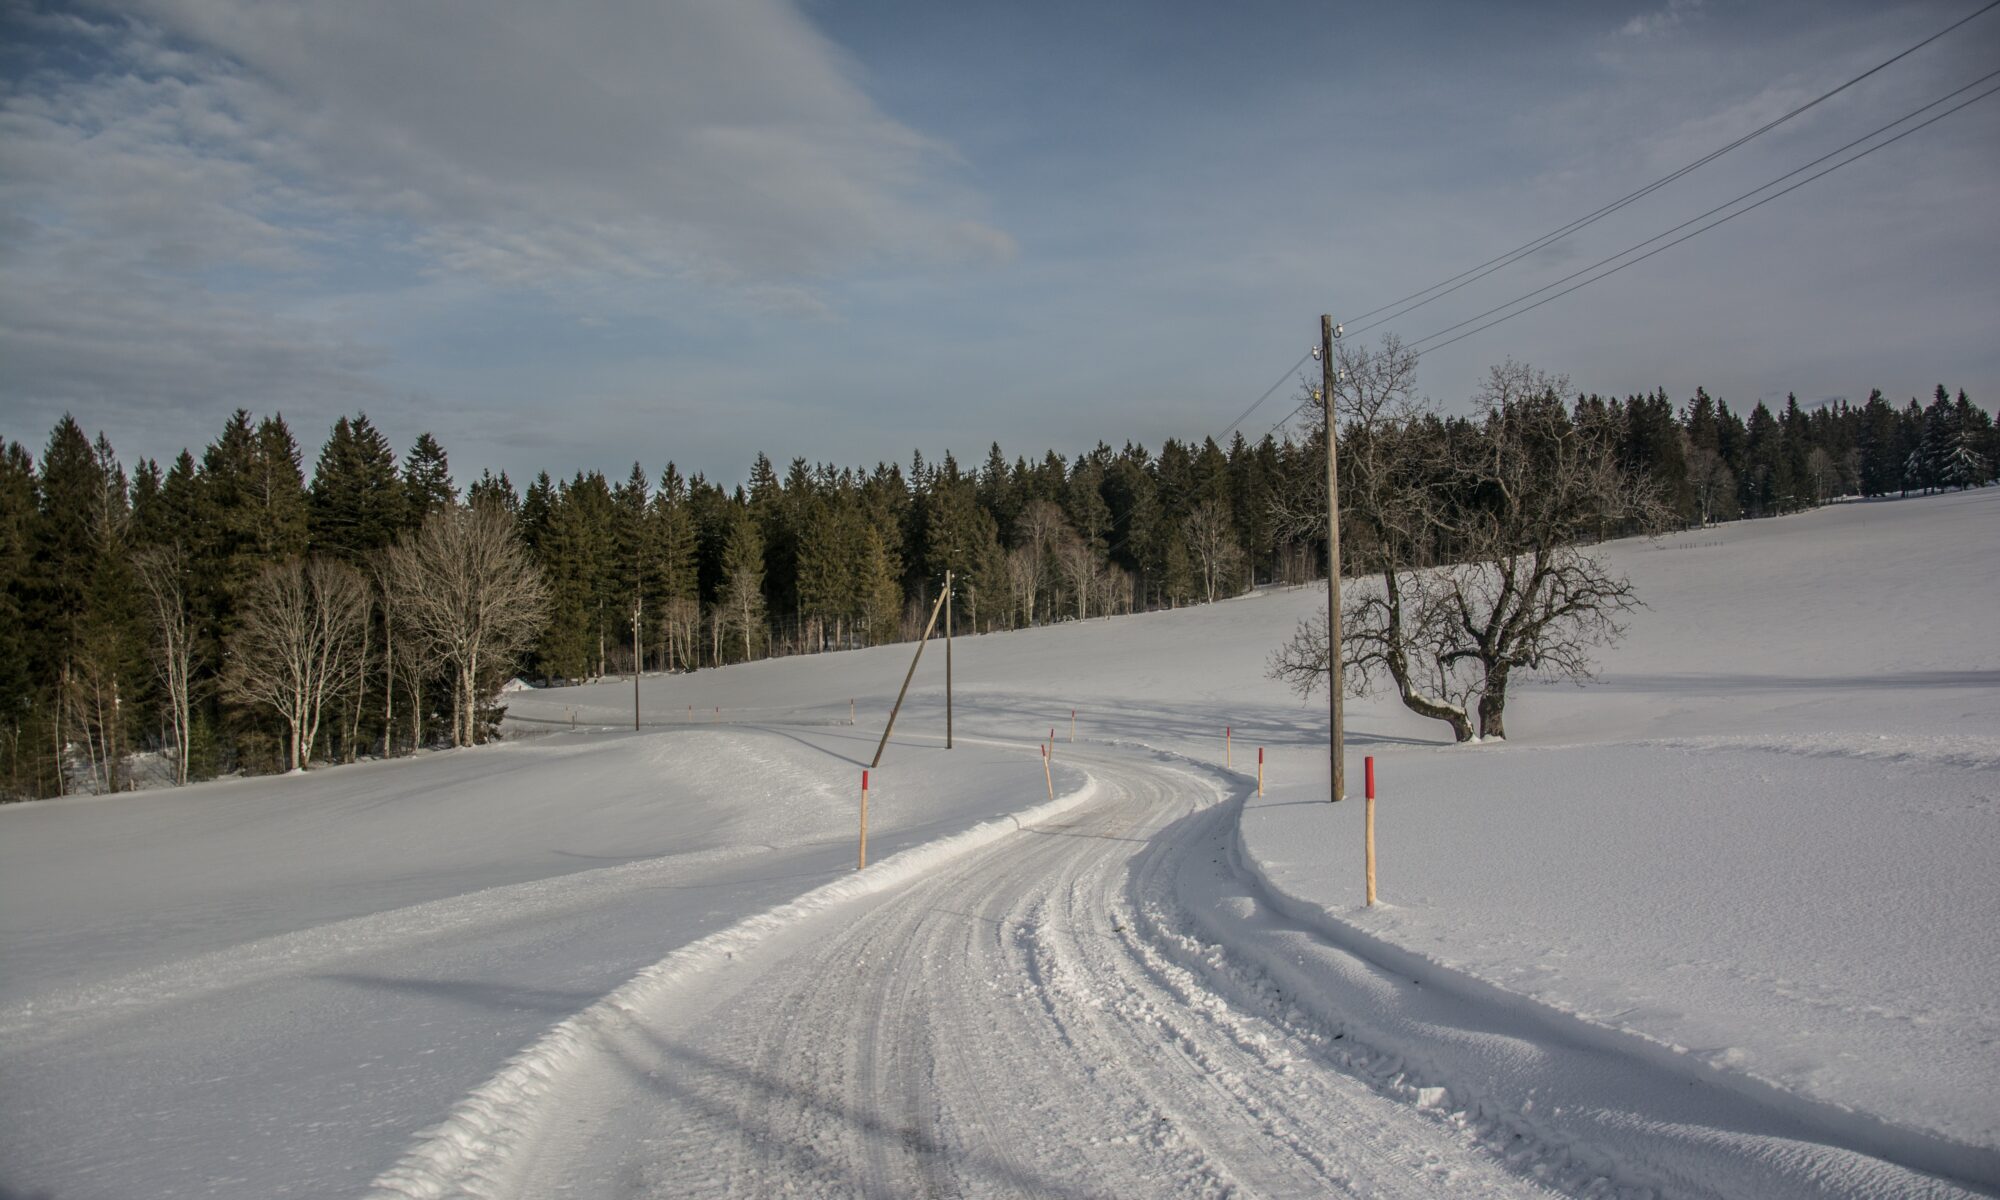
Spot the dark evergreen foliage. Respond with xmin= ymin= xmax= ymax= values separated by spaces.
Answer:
xmin=1 ymin=374 xmax=1991 ymax=798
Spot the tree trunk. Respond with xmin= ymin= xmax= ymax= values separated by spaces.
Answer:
xmin=382 ymin=621 xmax=395 ymax=756
xmin=1477 ymin=662 xmax=1510 ymax=740
xmin=1376 ymin=571 xmax=1476 ymax=743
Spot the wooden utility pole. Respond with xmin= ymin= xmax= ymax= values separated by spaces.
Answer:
xmin=1322 ymin=315 xmax=1346 ymax=802
xmin=871 ymin=585 xmax=950 ymax=768
xmin=631 ymin=593 xmax=642 ymax=732
xmin=945 ymin=569 xmax=954 ymax=750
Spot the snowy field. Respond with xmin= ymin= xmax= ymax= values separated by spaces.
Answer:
xmin=1 ymin=488 xmax=1994 ymax=1198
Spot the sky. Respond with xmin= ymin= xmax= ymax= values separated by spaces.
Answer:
xmin=2 ymin=0 xmax=1996 ymax=489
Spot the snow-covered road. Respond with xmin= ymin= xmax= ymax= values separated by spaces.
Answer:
xmin=487 ymin=745 xmax=1563 ymax=1199
xmin=8 ymin=493 xmax=1994 ymax=1198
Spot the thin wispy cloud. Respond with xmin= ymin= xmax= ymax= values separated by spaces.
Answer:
xmin=0 ymin=0 xmax=1010 ymax=455
xmin=1 ymin=0 xmax=1992 ymax=485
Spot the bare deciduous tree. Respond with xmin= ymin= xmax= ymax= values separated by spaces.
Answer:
xmin=662 ymin=595 xmax=701 ymax=670
xmin=1184 ymin=497 xmax=1242 ymax=603
xmin=1005 ymin=543 xmax=1044 ymax=628
xmin=1055 ymin=529 xmax=1098 ymax=620
xmin=1273 ymin=350 xmax=1661 ymax=742
xmin=1010 ymin=499 xmax=1068 ymax=626
xmin=223 ymin=557 xmax=370 ymax=771
xmin=386 ymin=503 xmax=550 ymax=748
xmin=133 ymin=546 xmax=196 ymax=785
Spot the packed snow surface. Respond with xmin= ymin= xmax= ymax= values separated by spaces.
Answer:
xmin=1 ymin=488 xmax=1994 ymax=1198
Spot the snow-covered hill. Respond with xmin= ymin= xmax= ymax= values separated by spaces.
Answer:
xmin=2 ymin=488 xmax=1994 ymax=1198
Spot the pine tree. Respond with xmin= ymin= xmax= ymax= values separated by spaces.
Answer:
xmin=0 ymin=440 xmax=43 ymax=795
xmin=1855 ymin=389 xmax=1902 ymax=496
xmin=33 ymin=419 xmax=139 ymax=792
xmin=719 ymin=506 xmax=766 ymax=662
xmin=648 ymin=463 xmax=700 ymax=669
xmin=1741 ymin=402 xmax=1784 ymax=517
xmin=310 ymin=413 xmax=404 ymax=559
xmin=857 ymin=522 xmax=903 ymax=645
xmin=402 ymin=432 xmax=457 ymax=528
xmin=466 ymin=469 xmax=518 ymax=513
xmin=612 ymin=463 xmax=650 ymax=669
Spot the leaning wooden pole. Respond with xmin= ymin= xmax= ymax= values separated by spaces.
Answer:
xmin=870 ymin=585 xmax=951 ymax=768
xmin=1323 ymin=314 xmax=1346 ymax=802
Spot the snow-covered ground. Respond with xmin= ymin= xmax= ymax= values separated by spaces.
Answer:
xmin=2 ymin=488 xmax=1994 ymax=1198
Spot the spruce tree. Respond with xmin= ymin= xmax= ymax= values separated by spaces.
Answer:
xmin=0 ymin=441 xmax=43 ymax=795
xmin=310 ymin=413 xmax=404 ymax=558
xmin=402 ymin=432 xmax=457 ymax=528
xmin=719 ymin=507 xmax=766 ymax=662
xmin=466 ymin=469 xmax=518 ymax=513
xmin=253 ymin=416 xmax=311 ymax=561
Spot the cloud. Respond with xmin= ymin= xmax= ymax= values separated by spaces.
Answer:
xmin=0 ymin=0 xmax=1008 ymax=458
xmin=116 ymin=0 xmax=1010 ymax=284
xmin=1620 ymin=0 xmax=1703 ymax=39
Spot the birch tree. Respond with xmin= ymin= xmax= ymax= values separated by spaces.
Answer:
xmin=223 ymin=557 xmax=369 ymax=771
xmin=133 ymin=546 xmax=196 ymax=785
xmin=387 ymin=503 xmax=549 ymax=748
xmin=1184 ymin=497 xmax=1242 ymax=603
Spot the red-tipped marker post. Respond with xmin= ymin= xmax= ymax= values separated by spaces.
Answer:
xmin=1364 ymin=755 xmax=1377 ymax=906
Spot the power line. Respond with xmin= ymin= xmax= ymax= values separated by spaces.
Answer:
xmin=1408 ymin=75 xmax=2000 ymax=359
xmin=1409 ymin=67 xmax=2000 ymax=352
xmin=1215 ymin=0 xmax=1999 ymax=449
xmin=1339 ymin=0 xmax=2000 ymax=337
xmin=1214 ymin=351 xmax=1313 ymax=442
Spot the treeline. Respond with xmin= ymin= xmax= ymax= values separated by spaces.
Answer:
xmin=1580 ymin=383 xmax=1997 ymax=526
xmin=2 ymin=378 xmax=1992 ymax=797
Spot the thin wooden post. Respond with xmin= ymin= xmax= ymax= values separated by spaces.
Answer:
xmin=859 ymin=769 xmax=869 ymax=870
xmin=945 ymin=570 xmax=954 ymax=750
xmin=850 ymin=698 xmax=855 ymax=725
xmin=632 ymin=597 xmax=642 ymax=732
xmin=870 ymin=586 xmax=950 ymax=768
xmin=1323 ymin=315 xmax=1346 ymax=802
xmin=1258 ymin=746 xmax=1264 ymax=797
xmin=1043 ymin=743 xmax=1054 ymax=799
xmin=1365 ymin=755 xmax=1377 ymax=906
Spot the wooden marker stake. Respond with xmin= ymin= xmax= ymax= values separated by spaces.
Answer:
xmin=1258 ymin=746 xmax=1264 ymax=797
xmin=1070 ymin=709 xmax=1076 ymax=743
xmin=1364 ymin=756 xmax=1377 ymax=907
xmin=1043 ymin=743 xmax=1054 ymax=800
xmin=858 ymin=769 xmax=869 ymax=870
xmin=850 ymin=698 xmax=855 ymax=725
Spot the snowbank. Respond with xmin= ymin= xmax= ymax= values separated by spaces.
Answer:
xmin=1238 ymin=488 xmax=2000 ymax=1183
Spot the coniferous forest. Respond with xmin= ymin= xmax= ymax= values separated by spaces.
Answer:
xmin=2 ymin=377 xmax=1993 ymax=799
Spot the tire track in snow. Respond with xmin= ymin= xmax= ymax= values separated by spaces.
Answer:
xmin=498 ymin=747 xmax=1566 ymax=1199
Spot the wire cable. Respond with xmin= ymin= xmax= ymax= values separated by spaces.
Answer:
xmin=1408 ymin=67 xmax=2000 ymax=352
xmin=1214 ymin=351 xmax=1314 ymax=442
xmin=1338 ymin=0 xmax=2000 ymax=337
xmin=1407 ymin=76 xmax=2000 ymax=359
